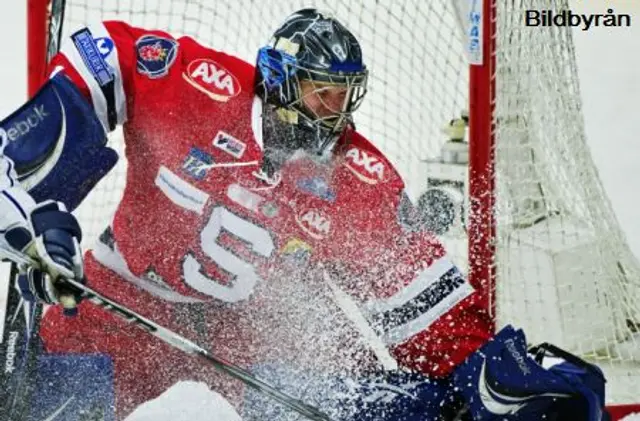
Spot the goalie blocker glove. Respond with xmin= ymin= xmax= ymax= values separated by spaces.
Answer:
xmin=5 ymin=200 xmax=85 ymax=313
xmin=0 ymin=71 xmax=117 ymax=314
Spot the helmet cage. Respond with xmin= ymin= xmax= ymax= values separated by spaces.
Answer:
xmin=257 ymin=45 xmax=368 ymax=154
xmin=293 ymin=67 xmax=368 ymax=132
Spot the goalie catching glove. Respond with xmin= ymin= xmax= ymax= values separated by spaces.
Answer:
xmin=452 ymin=325 xmax=608 ymax=421
xmin=341 ymin=325 xmax=607 ymax=421
xmin=4 ymin=200 xmax=84 ymax=311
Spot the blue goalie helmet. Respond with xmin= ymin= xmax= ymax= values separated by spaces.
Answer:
xmin=255 ymin=9 xmax=368 ymax=175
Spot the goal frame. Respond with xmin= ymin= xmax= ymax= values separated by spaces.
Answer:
xmin=27 ymin=0 xmax=49 ymax=97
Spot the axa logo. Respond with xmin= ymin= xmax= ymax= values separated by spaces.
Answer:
xmin=295 ymin=209 xmax=331 ymax=239
xmin=344 ymin=147 xmax=388 ymax=184
xmin=183 ymin=58 xmax=241 ymax=102
xmin=504 ymin=338 xmax=531 ymax=375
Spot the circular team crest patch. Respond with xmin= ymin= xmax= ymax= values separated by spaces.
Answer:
xmin=136 ymin=35 xmax=179 ymax=79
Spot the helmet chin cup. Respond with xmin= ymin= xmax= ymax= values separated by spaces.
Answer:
xmin=260 ymin=104 xmax=341 ymax=176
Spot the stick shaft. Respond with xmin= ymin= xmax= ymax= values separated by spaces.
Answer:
xmin=0 ymin=247 xmax=333 ymax=420
xmin=64 ymin=278 xmax=334 ymax=421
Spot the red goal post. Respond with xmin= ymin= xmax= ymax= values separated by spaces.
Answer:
xmin=27 ymin=0 xmax=49 ymax=97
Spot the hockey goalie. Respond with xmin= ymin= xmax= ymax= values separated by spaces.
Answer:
xmin=0 ymin=8 xmax=608 ymax=421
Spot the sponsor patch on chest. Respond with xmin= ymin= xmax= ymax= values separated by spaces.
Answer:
xmin=213 ymin=130 xmax=246 ymax=159
xmin=183 ymin=58 xmax=241 ymax=102
xmin=182 ymin=147 xmax=214 ymax=180
xmin=155 ymin=166 xmax=210 ymax=214
xmin=344 ymin=147 xmax=389 ymax=184
xmin=226 ymin=183 xmax=279 ymax=219
xmin=295 ymin=208 xmax=331 ymax=240
xmin=280 ymin=238 xmax=312 ymax=265
xmin=295 ymin=177 xmax=336 ymax=202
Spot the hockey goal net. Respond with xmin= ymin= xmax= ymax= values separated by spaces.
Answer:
xmin=27 ymin=0 xmax=640 ymax=414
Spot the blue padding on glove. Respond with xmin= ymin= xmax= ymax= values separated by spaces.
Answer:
xmin=4 ymin=226 xmax=32 ymax=251
xmin=31 ymin=203 xmax=82 ymax=241
xmin=453 ymin=325 xmax=607 ymax=421
xmin=1 ymin=73 xmax=118 ymax=211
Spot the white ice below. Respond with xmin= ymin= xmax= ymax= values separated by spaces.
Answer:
xmin=124 ymin=381 xmax=242 ymax=421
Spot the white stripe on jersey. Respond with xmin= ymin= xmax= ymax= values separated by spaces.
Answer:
xmin=59 ymin=22 xmax=127 ymax=131
xmin=381 ymin=280 xmax=473 ymax=345
xmin=363 ymin=256 xmax=474 ymax=345
xmin=363 ymin=257 xmax=458 ymax=314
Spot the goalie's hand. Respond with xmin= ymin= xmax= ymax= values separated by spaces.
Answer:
xmin=4 ymin=200 xmax=84 ymax=308
xmin=17 ymin=267 xmax=85 ymax=313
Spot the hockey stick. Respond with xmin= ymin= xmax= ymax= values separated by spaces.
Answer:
xmin=64 ymin=278 xmax=334 ymax=421
xmin=0 ymin=247 xmax=334 ymax=421
xmin=0 ymin=264 xmax=43 ymax=421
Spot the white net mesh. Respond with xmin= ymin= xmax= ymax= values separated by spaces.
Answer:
xmin=49 ymin=0 xmax=640 ymax=404
xmin=493 ymin=0 xmax=640 ymax=404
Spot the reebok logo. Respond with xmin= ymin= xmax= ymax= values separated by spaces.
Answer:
xmin=505 ymin=338 xmax=531 ymax=375
xmin=4 ymin=331 xmax=18 ymax=374
xmin=1 ymin=104 xmax=49 ymax=143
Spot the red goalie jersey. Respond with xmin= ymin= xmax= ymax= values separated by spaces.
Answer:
xmin=38 ymin=21 xmax=492 ymax=418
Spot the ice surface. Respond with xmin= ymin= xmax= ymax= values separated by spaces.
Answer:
xmin=125 ymin=381 xmax=242 ymax=421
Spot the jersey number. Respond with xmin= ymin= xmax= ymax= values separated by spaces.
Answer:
xmin=182 ymin=206 xmax=275 ymax=302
